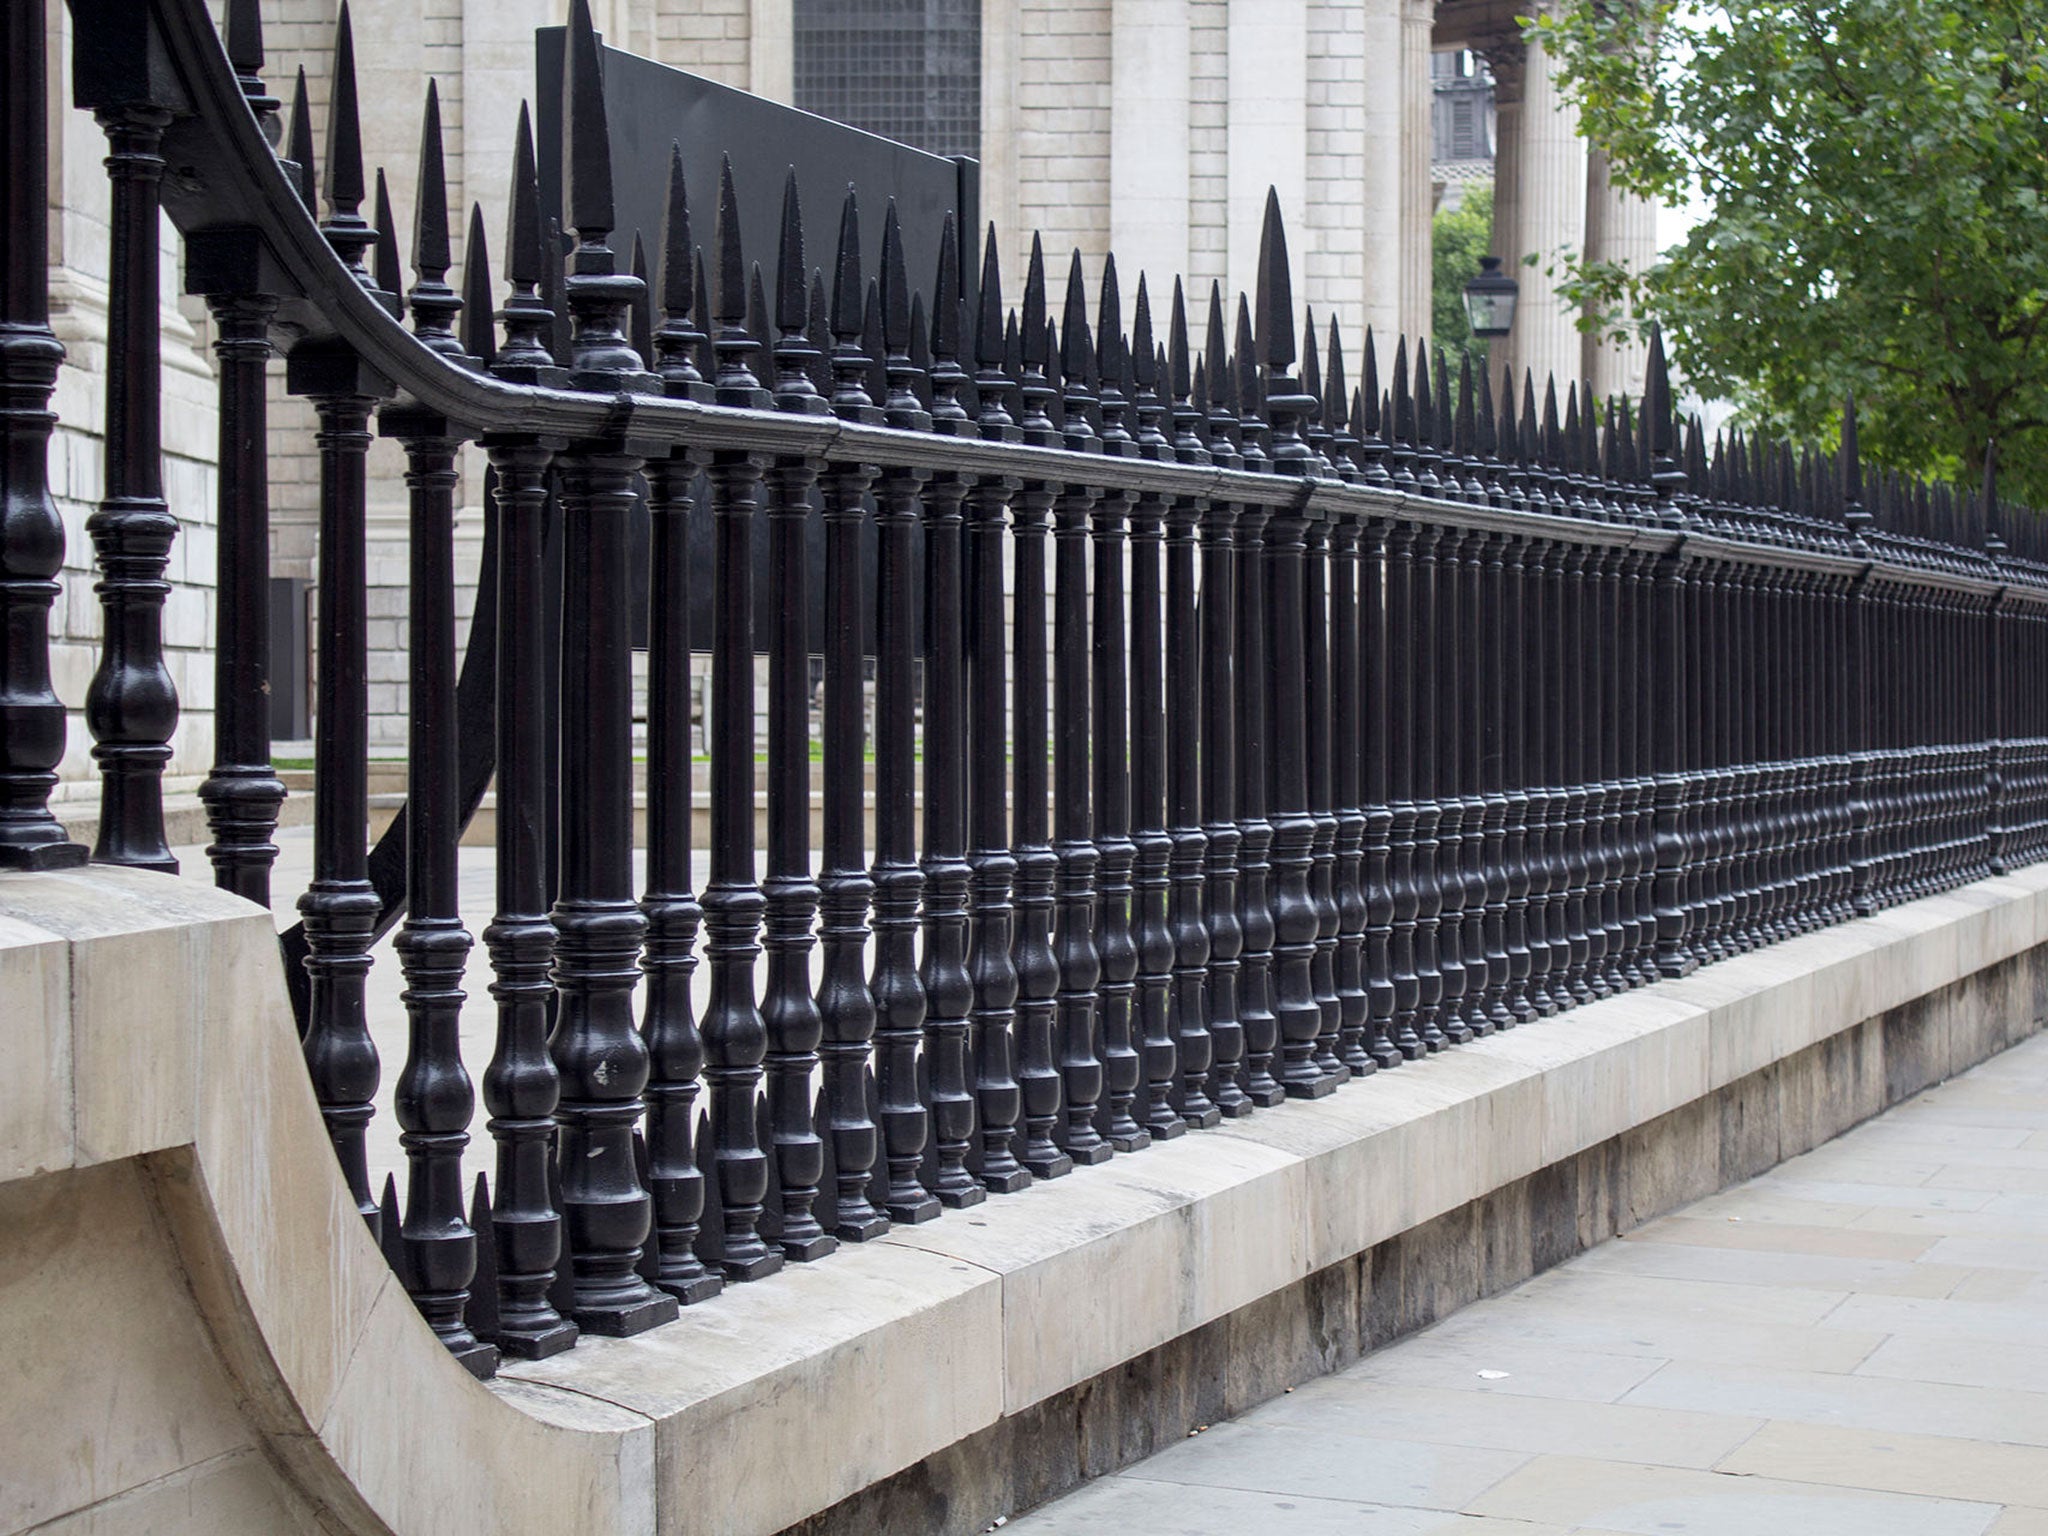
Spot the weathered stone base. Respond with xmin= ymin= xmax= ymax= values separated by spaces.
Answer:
xmin=790 ymin=947 xmax=2048 ymax=1536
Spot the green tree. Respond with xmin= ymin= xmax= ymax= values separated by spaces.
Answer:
xmin=1432 ymin=182 xmax=1495 ymax=364
xmin=1534 ymin=0 xmax=2048 ymax=504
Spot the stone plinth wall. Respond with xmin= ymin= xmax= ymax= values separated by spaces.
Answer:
xmin=3 ymin=861 xmax=2046 ymax=1536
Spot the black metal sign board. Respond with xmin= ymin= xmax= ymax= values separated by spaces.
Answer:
xmin=536 ymin=28 xmax=977 ymax=323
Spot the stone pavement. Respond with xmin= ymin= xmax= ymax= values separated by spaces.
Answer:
xmin=1005 ymin=1030 xmax=2048 ymax=1536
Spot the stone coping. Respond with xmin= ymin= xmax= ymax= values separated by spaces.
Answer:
xmin=4 ymin=862 xmax=2046 ymax=1536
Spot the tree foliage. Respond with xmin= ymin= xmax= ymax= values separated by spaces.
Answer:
xmin=1432 ymin=182 xmax=1495 ymax=364
xmin=1534 ymin=0 xmax=2048 ymax=504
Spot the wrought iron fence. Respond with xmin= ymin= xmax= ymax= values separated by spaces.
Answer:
xmin=6 ymin=0 xmax=2048 ymax=1381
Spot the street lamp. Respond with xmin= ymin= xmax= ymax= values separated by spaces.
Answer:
xmin=1462 ymin=255 xmax=1519 ymax=339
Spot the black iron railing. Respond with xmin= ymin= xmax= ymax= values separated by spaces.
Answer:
xmin=6 ymin=0 xmax=2048 ymax=1382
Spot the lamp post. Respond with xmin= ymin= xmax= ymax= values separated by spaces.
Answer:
xmin=1462 ymin=255 xmax=1520 ymax=340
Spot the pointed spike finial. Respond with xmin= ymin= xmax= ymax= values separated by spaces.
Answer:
xmin=286 ymin=67 xmax=316 ymax=208
xmin=975 ymin=223 xmax=1005 ymax=368
xmin=226 ymin=0 xmax=264 ymax=74
xmin=713 ymin=154 xmax=746 ymax=326
xmin=563 ymin=0 xmax=616 ymax=251
xmin=1254 ymin=186 xmax=1295 ymax=370
xmin=1097 ymin=252 xmax=1125 ymax=382
xmin=631 ymin=232 xmax=654 ymax=364
xmin=324 ymin=3 xmax=366 ymax=215
xmin=373 ymin=169 xmax=403 ymax=305
xmin=775 ymin=167 xmax=806 ymax=334
xmin=1021 ymin=234 xmax=1048 ymax=365
xmin=460 ymin=203 xmax=495 ymax=364
xmin=1168 ymin=278 xmax=1191 ymax=399
xmin=1301 ymin=307 xmax=1322 ymax=406
xmin=1324 ymin=316 xmax=1346 ymax=427
xmin=411 ymin=81 xmax=453 ymax=282
xmin=507 ymin=102 xmax=543 ymax=287
xmin=659 ymin=144 xmax=693 ymax=316
xmin=1060 ymin=247 xmax=1092 ymax=384
xmin=879 ymin=200 xmax=912 ymax=351
xmin=932 ymin=210 xmax=961 ymax=360
xmin=1131 ymin=273 xmax=1156 ymax=387
xmin=830 ymin=185 xmax=862 ymax=340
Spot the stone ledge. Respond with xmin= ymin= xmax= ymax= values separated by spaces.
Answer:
xmin=1 ymin=863 xmax=2045 ymax=1536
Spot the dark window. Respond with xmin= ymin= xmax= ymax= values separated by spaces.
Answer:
xmin=793 ymin=0 xmax=982 ymax=161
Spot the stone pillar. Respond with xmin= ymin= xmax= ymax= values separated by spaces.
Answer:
xmin=750 ymin=0 xmax=794 ymax=103
xmin=1509 ymin=20 xmax=1584 ymax=393
xmin=1474 ymin=32 xmax=1525 ymax=386
xmin=981 ymin=0 xmax=1022 ymax=265
xmin=1227 ymin=0 xmax=1308 ymax=310
xmin=1397 ymin=0 xmax=1433 ymax=340
xmin=1357 ymin=0 xmax=1404 ymax=343
xmin=1582 ymin=146 xmax=1657 ymax=400
xmin=1111 ymin=0 xmax=1192 ymax=305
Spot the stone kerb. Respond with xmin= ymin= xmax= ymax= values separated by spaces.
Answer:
xmin=3 ymin=861 xmax=2047 ymax=1536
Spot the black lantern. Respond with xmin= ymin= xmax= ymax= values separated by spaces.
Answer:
xmin=1462 ymin=255 xmax=1519 ymax=339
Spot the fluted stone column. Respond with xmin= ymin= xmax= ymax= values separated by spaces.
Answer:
xmin=1227 ymin=0 xmax=1307 ymax=308
xmin=1359 ymin=0 xmax=1405 ymax=342
xmin=1510 ymin=21 xmax=1585 ymax=390
xmin=1398 ymin=0 xmax=1434 ymax=339
xmin=1111 ymin=0 xmax=1193 ymax=303
xmin=1475 ymin=32 xmax=1526 ymax=384
xmin=1583 ymin=145 xmax=1657 ymax=400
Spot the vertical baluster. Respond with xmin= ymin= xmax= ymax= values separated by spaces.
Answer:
xmin=1162 ymin=283 xmax=1219 ymax=1123
xmin=1645 ymin=332 xmax=1697 ymax=976
xmin=1431 ymin=358 xmax=1474 ymax=1040
xmin=287 ymin=18 xmax=392 ymax=1221
xmin=685 ymin=162 xmax=786 ymax=1279
xmin=905 ymin=216 xmax=985 ymax=1204
xmin=0 ymin=0 xmax=83 ymax=870
xmin=1125 ymin=280 xmax=1184 ymax=1139
xmin=1090 ymin=259 xmax=1146 ymax=1152
xmin=812 ymin=188 xmax=891 ymax=1236
xmin=758 ymin=171 xmax=838 ymax=1255
xmin=1361 ymin=506 xmax=1403 ymax=1066
xmin=1325 ymin=330 xmax=1374 ymax=1071
xmin=965 ymin=232 xmax=1032 ymax=1192
xmin=77 ymin=12 xmax=187 ymax=872
xmin=377 ymin=84 xmax=491 ymax=1373
xmin=1053 ymin=256 xmax=1112 ymax=1162
xmin=1296 ymin=321 xmax=1345 ymax=1079
xmin=1189 ymin=292 xmax=1247 ymax=1114
xmin=639 ymin=146 xmax=722 ymax=1301
xmin=479 ymin=100 xmax=577 ymax=1357
xmin=548 ymin=2 xmax=675 ymax=1327
xmin=1009 ymin=243 xmax=1071 ymax=1177
xmin=191 ymin=243 xmax=284 ymax=900
xmin=1409 ymin=355 xmax=1449 ymax=1049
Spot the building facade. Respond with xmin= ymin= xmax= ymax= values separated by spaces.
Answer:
xmin=40 ymin=0 xmax=1657 ymax=768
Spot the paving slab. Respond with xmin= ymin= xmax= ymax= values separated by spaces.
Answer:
xmin=1006 ymin=1032 xmax=2048 ymax=1534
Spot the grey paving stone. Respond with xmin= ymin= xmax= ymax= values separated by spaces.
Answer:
xmin=1465 ymin=1454 xmax=1999 ymax=1536
xmin=1109 ymin=1420 xmax=1530 ymax=1510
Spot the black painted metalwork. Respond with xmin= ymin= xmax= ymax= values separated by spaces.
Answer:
xmin=23 ymin=0 xmax=2048 ymax=1374
xmin=0 ymin=0 xmax=83 ymax=871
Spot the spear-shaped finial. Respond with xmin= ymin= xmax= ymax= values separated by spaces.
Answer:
xmin=373 ymin=169 xmax=404 ymax=314
xmin=926 ymin=210 xmax=970 ymax=431
xmin=1097 ymin=253 xmax=1132 ymax=453
xmin=459 ymin=203 xmax=494 ymax=364
xmin=768 ymin=167 xmax=826 ymax=413
xmin=973 ymin=225 xmax=1015 ymax=439
xmin=1017 ymin=235 xmax=1054 ymax=444
xmin=1254 ymin=187 xmax=1295 ymax=371
xmin=649 ymin=143 xmax=708 ymax=397
xmin=1203 ymin=280 xmax=1237 ymax=460
xmin=493 ymin=101 xmax=562 ymax=381
xmin=707 ymin=154 xmax=766 ymax=406
xmin=1167 ymin=278 xmax=1206 ymax=463
xmin=226 ymin=0 xmax=280 ymax=138
xmin=1059 ymin=248 xmax=1096 ymax=449
xmin=563 ymin=0 xmax=615 ymax=269
xmin=630 ymin=233 xmax=654 ymax=365
xmin=1981 ymin=438 xmax=2003 ymax=556
xmin=877 ymin=199 xmax=928 ymax=429
xmin=1412 ymin=342 xmax=1439 ymax=491
xmin=286 ymin=67 xmax=316 ymax=208
xmin=1841 ymin=391 xmax=1869 ymax=538
xmin=1233 ymin=293 xmax=1266 ymax=468
xmin=1388 ymin=335 xmax=1416 ymax=488
xmin=1131 ymin=274 xmax=1169 ymax=459
xmin=318 ymin=5 xmax=377 ymax=288
xmin=1645 ymin=324 xmax=1686 ymax=518
xmin=408 ymin=80 xmax=465 ymax=359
